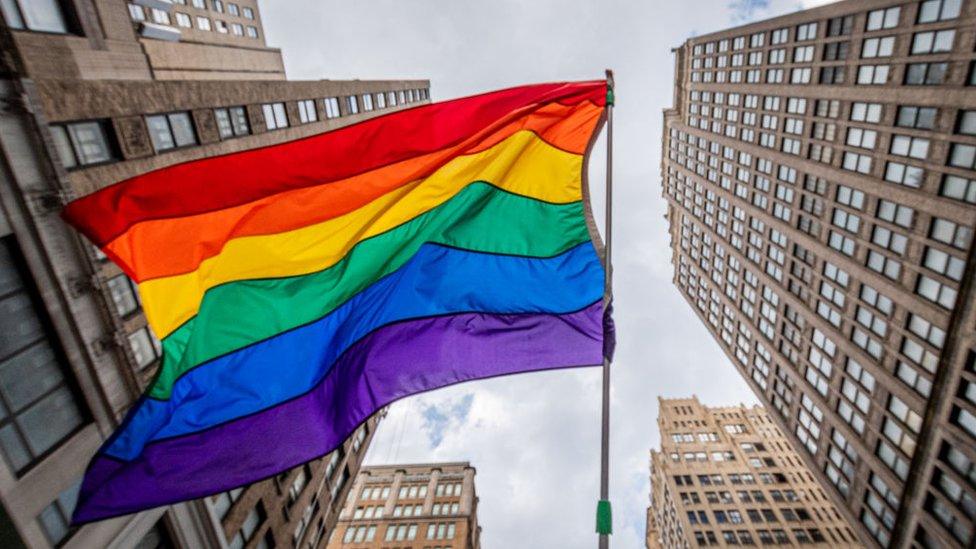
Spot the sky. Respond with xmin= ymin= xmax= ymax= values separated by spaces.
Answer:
xmin=262 ymin=1 xmax=833 ymax=547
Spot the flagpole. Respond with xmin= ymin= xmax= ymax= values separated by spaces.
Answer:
xmin=597 ymin=69 xmax=614 ymax=549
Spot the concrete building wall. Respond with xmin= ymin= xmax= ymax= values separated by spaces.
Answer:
xmin=649 ymin=397 xmax=861 ymax=548
xmin=661 ymin=1 xmax=976 ymax=547
xmin=326 ymin=462 xmax=481 ymax=549
xmin=0 ymin=0 xmax=431 ymax=547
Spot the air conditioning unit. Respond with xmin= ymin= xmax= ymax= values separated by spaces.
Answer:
xmin=140 ymin=22 xmax=181 ymax=42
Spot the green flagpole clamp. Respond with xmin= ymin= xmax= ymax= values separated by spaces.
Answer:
xmin=596 ymin=499 xmax=613 ymax=535
xmin=606 ymin=88 xmax=615 ymax=107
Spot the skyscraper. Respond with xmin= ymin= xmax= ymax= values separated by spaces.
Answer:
xmin=661 ymin=1 xmax=975 ymax=547
xmin=0 ymin=1 xmax=428 ymax=547
xmin=648 ymin=397 xmax=860 ymax=548
xmin=326 ymin=462 xmax=481 ymax=549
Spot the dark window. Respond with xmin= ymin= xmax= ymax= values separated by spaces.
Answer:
xmin=820 ymin=66 xmax=845 ymax=84
xmin=214 ymin=106 xmax=250 ymax=139
xmin=905 ymin=62 xmax=948 ymax=85
xmin=345 ymin=95 xmax=359 ymax=115
xmin=49 ymin=120 xmax=117 ymax=169
xmin=146 ymin=112 xmax=197 ymax=152
xmin=826 ymin=15 xmax=852 ymax=36
xmin=822 ymin=42 xmax=849 ymax=61
xmin=37 ymin=480 xmax=80 ymax=546
xmin=0 ymin=0 xmax=73 ymax=33
xmin=0 ymin=236 xmax=87 ymax=474
xmin=896 ymin=106 xmax=937 ymax=130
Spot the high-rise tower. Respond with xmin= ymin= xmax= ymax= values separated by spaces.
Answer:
xmin=661 ymin=1 xmax=976 ymax=546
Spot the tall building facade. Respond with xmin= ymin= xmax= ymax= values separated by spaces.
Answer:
xmin=0 ymin=1 xmax=429 ymax=547
xmin=325 ymin=462 xmax=481 ymax=549
xmin=648 ymin=397 xmax=861 ymax=548
xmin=661 ymin=1 xmax=975 ymax=547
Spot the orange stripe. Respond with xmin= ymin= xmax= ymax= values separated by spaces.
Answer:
xmin=106 ymin=101 xmax=603 ymax=282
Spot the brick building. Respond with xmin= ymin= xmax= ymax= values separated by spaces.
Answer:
xmin=0 ymin=0 xmax=428 ymax=547
xmin=661 ymin=0 xmax=975 ymax=547
xmin=326 ymin=463 xmax=481 ymax=549
xmin=648 ymin=397 xmax=861 ymax=548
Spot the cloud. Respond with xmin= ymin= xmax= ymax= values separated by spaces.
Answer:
xmin=728 ymin=0 xmax=772 ymax=23
xmin=420 ymin=393 xmax=474 ymax=448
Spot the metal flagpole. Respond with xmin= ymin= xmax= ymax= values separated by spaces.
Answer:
xmin=597 ymin=69 xmax=614 ymax=549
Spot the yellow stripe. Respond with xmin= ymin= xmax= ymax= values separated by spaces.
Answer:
xmin=140 ymin=130 xmax=583 ymax=338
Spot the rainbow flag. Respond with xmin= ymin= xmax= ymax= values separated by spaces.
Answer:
xmin=64 ymin=81 xmax=610 ymax=522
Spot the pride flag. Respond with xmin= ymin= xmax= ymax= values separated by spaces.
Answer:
xmin=64 ymin=81 xmax=610 ymax=522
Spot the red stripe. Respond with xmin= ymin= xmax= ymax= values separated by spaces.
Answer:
xmin=63 ymin=81 xmax=606 ymax=246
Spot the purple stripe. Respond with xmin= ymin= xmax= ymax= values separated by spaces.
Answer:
xmin=73 ymin=302 xmax=603 ymax=523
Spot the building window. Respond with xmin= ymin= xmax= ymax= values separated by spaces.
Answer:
xmin=917 ymin=0 xmax=962 ymax=23
xmin=146 ymin=112 xmax=197 ymax=152
xmin=949 ymin=143 xmax=976 ymax=170
xmin=212 ymin=487 xmax=244 ymax=521
xmin=151 ymin=8 xmax=170 ymax=25
xmin=246 ymin=25 xmax=257 ymax=38
xmin=105 ymin=274 xmax=138 ymax=317
xmin=49 ymin=120 xmax=117 ymax=169
xmin=128 ymin=327 xmax=161 ymax=369
xmin=297 ymin=99 xmax=317 ymax=124
xmin=323 ymin=97 xmax=341 ymax=119
xmin=214 ymin=106 xmax=249 ymax=139
xmin=196 ymin=15 xmax=211 ymax=30
xmin=175 ymin=12 xmax=191 ymax=27
xmin=857 ymin=64 xmax=889 ymax=85
xmin=896 ymin=106 xmax=937 ymax=130
xmin=192 ymin=0 xmax=205 ymax=7
xmin=242 ymin=6 xmax=254 ymax=19
xmin=227 ymin=3 xmax=239 ymax=16
xmin=820 ymin=66 xmax=845 ymax=84
xmin=128 ymin=3 xmax=145 ymax=21
xmin=376 ymin=93 xmax=386 ymax=109
xmin=262 ymin=103 xmax=288 ymax=131
xmin=941 ymin=174 xmax=976 ymax=203
xmin=345 ymin=96 xmax=359 ymax=115
xmin=795 ymin=22 xmax=817 ymax=41
xmin=37 ymin=481 xmax=81 ymax=546
xmin=0 ymin=236 xmax=87 ymax=474
xmin=861 ymin=36 xmax=895 ymax=58
xmin=866 ymin=7 xmax=900 ymax=30
xmin=228 ymin=502 xmax=265 ymax=549
xmin=361 ymin=93 xmax=374 ymax=112
xmin=0 ymin=0 xmax=70 ymax=33
xmin=890 ymin=135 xmax=930 ymax=160
xmin=826 ymin=15 xmax=852 ymax=36
xmin=912 ymin=30 xmax=955 ymax=54
xmin=230 ymin=22 xmax=243 ymax=36
xmin=822 ymin=42 xmax=849 ymax=61
xmin=212 ymin=0 xmax=223 ymax=13
xmin=214 ymin=20 xmax=227 ymax=33
xmin=905 ymin=62 xmax=948 ymax=85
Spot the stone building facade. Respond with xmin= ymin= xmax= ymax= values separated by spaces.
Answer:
xmin=648 ymin=397 xmax=861 ymax=548
xmin=326 ymin=463 xmax=481 ymax=549
xmin=0 ymin=0 xmax=428 ymax=547
xmin=661 ymin=0 xmax=976 ymax=547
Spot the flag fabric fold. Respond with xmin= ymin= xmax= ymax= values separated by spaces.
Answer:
xmin=63 ymin=80 xmax=609 ymax=523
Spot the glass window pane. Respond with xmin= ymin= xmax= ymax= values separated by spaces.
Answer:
xmin=68 ymin=122 xmax=112 ymax=166
xmin=18 ymin=387 xmax=83 ymax=455
xmin=146 ymin=115 xmax=174 ymax=151
xmin=0 ymin=343 xmax=63 ymax=411
xmin=0 ymin=292 xmax=44 ymax=357
xmin=214 ymin=109 xmax=233 ymax=139
xmin=0 ymin=424 xmax=30 ymax=470
xmin=19 ymin=0 xmax=67 ymax=33
xmin=128 ymin=329 xmax=156 ymax=368
xmin=230 ymin=107 xmax=249 ymax=135
xmin=0 ymin=243 xmax=23 ymax=296
xmin=167 ymin=113 xmax=196 ymax=147
xmin=49 ymin=126 xmax=76 ymax=169
xmin=38 ymin=502 xmax=68 ymax=545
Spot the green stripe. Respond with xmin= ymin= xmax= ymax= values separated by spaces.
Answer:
xmin=151 ymin=182 xmax=590 ymax=399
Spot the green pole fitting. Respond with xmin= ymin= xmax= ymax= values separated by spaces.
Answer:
xmin=596 ymin=499 xmax=613 ymax=535
xmin=606 ymin=88 xmax=615 ymax=106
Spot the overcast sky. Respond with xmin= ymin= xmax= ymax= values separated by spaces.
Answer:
xmin=262 ymin=1 xmax=831 ymax=547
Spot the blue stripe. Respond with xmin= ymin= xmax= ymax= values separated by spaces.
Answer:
xmin=105 ymin=242 xmax=603 ymax=460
